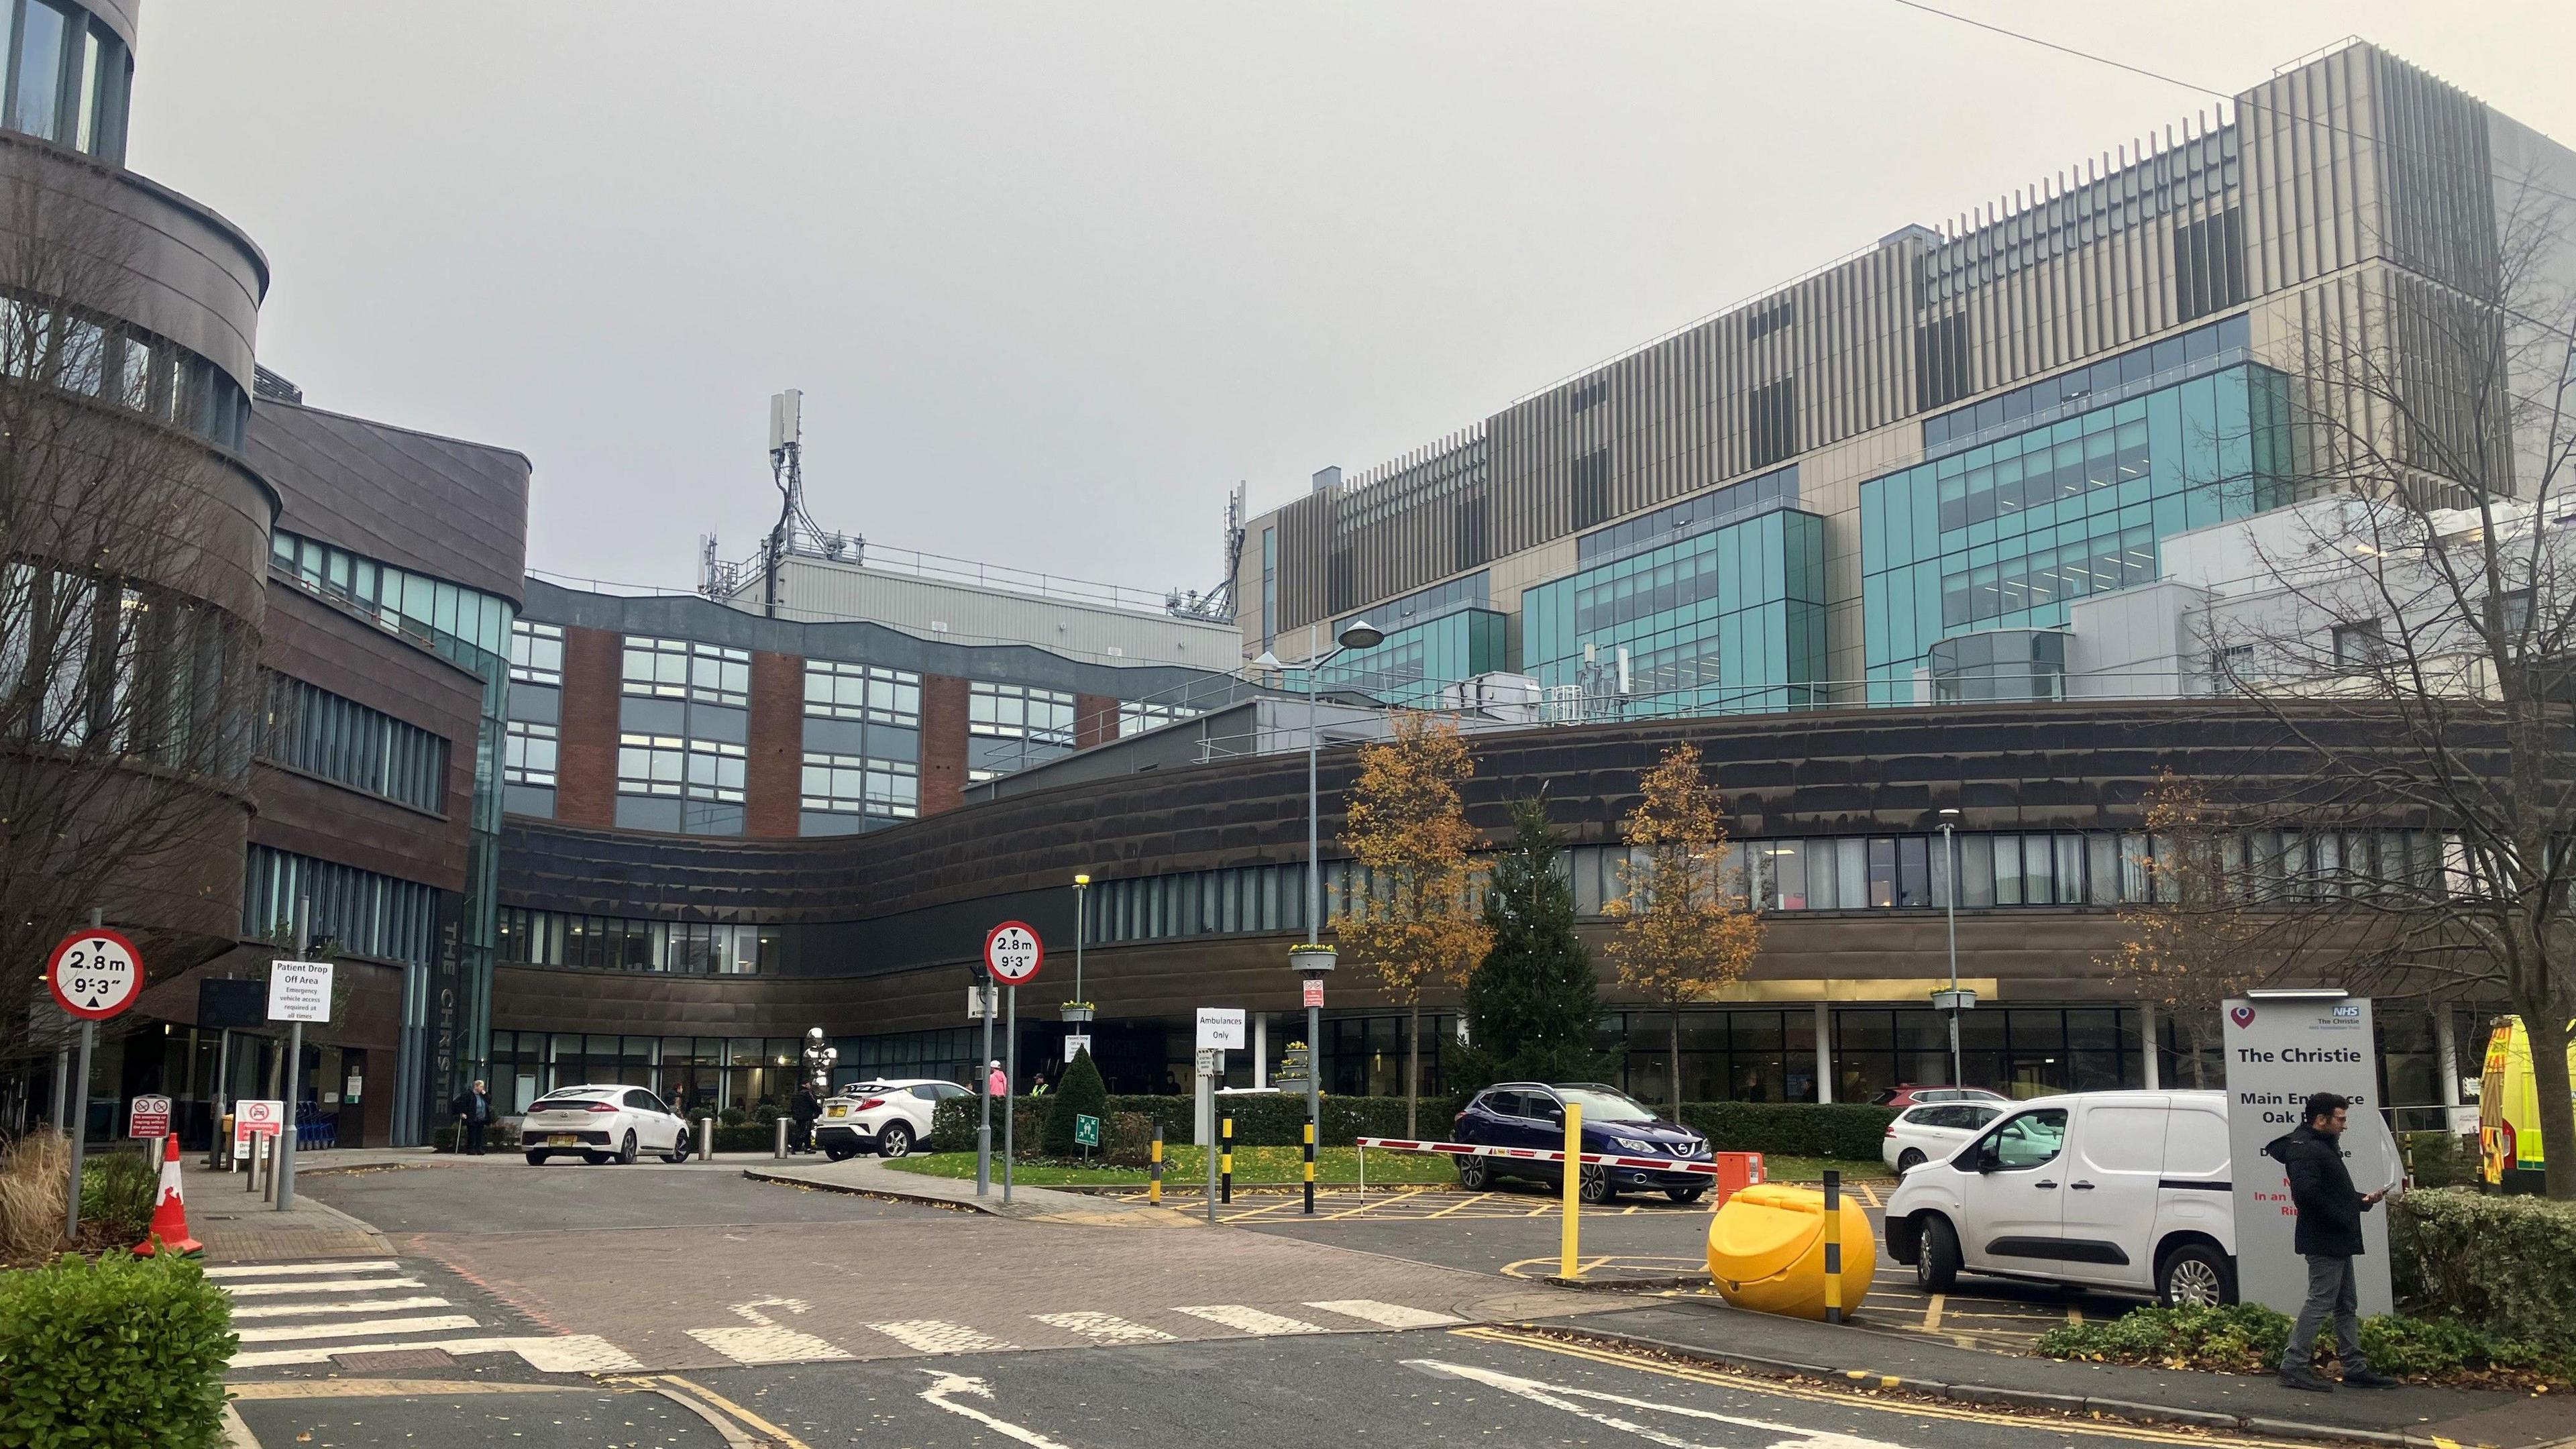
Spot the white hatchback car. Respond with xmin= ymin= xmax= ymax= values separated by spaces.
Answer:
xmin=1884 ymin=1089 xmax=2238 ymax=1307
xmin=814 ymin=1077 xmax=971 ymax=1160
xmin=521 ymin=1085 xmax=692 ymax=1166
xmin=1882 ymin=1100 xmax=2008 ymax=1175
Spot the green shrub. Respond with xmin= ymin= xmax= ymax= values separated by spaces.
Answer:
xmin=2398 ymin=1131 xmax=2474 ymax=1189
xmin=430 ymin=1122 xmax=522 ymax=1154
xmin=1102 ymin=1112 xmax=1156 ymax=1167
xmin=78 ymin=1154 xmax=159 ymax=1240
xmin=2039 ymin=1303 xmax=2291 ymax=1373
xmin=2391 ymin=1187 xmax=2576 ymax=1352
xmin=1676 ymin=1102 xmax=1896 ymax=1161
xmin=1044 ymin=1051 xmax=1110 ymax=1156
xmin=0 ymin=1250 xmax=236 ymax=1446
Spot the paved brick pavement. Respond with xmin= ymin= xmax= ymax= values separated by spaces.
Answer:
xmin=184 ymin=1163 xmax=392 ymax=1263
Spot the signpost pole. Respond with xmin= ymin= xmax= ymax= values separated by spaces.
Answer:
xmin=976 ymin=984 xmax=994 ymax=1196
xmin=276 ymin=898 xmax=309 ymax=1213
xmin=1003 ymin=983 xmax=1017 ymax=1205
xmin=209 ymin=1027 xmax=232 ymax=1171
xmin=62 ymin=907 xmax=102 ymax=1245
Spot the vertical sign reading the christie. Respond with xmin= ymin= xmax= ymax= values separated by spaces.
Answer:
xmin=427 ymin=908 xmax=463 ymax=1137
xmin=2222 ymin=996 xmax=2396 ymax=1316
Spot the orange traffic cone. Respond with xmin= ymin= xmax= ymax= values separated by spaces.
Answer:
xmin=133 ymin=1132 xmax=202 ymax=1256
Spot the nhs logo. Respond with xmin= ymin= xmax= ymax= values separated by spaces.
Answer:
xmin=2332 ymin=1004 xmax=2363 ymax=1020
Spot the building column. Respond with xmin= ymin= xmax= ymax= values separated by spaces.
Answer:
xmin=1813 ymin=1000 xmax=1834 ymax=1104
xmin=2435 ymin=1009 xmax=2463 ymax=1124
xmin=1252 ymin=1012 xmax=1268 ymax=1089
xmin=2138 ymin=1001 xmax=2161 ymax=1091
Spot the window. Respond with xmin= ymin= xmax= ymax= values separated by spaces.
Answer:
xmin=511 ymin=621 xmax=564 ymax=686
xmin=804 ymin=660 xmax=919 ymax=725
xmin=1118 ymin=700 xmax=1201 ymax=737
xmin=504 ymin=720 xmax=557 ymax=788
xmin=2333 ymin=619 xmax=2389 ymax=669
xmin=969 ymin=682 xmax=1074 ymax=741
xmin=1260 ymin=527 xmax=1277 ymax=652
xmin=800 ymin=751 xmax=918 ymax=818
xmin=258 ymin=674 xmax=448 ymax=814
xmin=685 ymin=740 xmax=747 ymax=802
xmin=1984 ymin=1108 xmax=2069 ymax=1170
xmin=15 ymin=2 xmax=66 ymax=142
xmin=243 ymin=845 xmax=439 ymax=968
xmin=624 ymin=637 xmax=748 ymax=704
xmin=616 ymin=735 xmax=685 ymax=796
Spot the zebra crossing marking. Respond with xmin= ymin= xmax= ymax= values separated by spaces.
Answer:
xmin=1304 ymin=1299 xmax=1465 ymax=1329
xmin=226 ymin=1276 xmax=425 ymax=1297
xmin=235 ymin=1313 xmax=480 ymax=1345
xmin=1173 ymin=1305 xmax=1326 ymax=1336
xmin=232 ymin=1295 xmax=451 ymax=1320
xmin=1032 ymin=1311 xmax=1177 ymax=1345
xmin=207 ymin=1260 xmax=401 ymax=1279
xmin=867 ymin=1320 xmax=1016 ymax=1354
xmin=686 ymin=1325 xmax=854 ymax=1366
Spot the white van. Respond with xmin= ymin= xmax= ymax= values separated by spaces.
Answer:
xmin=1882 ymin=1089 xmax=2237 ymax=1307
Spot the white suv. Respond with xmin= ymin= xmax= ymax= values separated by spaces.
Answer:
xmin=521 ymin=1085 xmax=692 ymax=1166
xmin=1883 ymin=1089 xmax=2238 ymax=1307
xmin=814 ymin=1078 xmax=971 ymax=1159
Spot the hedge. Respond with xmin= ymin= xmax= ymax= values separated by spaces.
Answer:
xmin=1676 ymin=1102 xmax=1897 ymax=1161
xmin=0 ymin=1251 xmax=235 ymax=1447
xmin=2392 ymin=1187 xmax=2576 ymax=1352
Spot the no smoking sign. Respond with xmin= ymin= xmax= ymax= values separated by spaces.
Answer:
xmin=47 ymin=928 xmax=143 ymax=1021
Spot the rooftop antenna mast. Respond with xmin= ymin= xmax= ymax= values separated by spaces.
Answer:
xmin=1166 ymin=481 xmax=1246 ymax=623
xmin=765 ymin=389 xmax=821 ymax=619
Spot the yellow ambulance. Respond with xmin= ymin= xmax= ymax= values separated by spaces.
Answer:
xmin=2479 ymin=1016 xmax=2576 ymax=1191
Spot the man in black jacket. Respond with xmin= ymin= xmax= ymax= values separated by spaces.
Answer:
xmin=451 ymin=1080 xmax=493 ymax=1157
xmin=2265 ymin=1093 xmax=2396 ymax=1391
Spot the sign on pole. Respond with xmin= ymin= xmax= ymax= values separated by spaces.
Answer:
xmin=267 ymin=959 xmax=333 ymax=1024
xmin=1065 ymin=1032 xmax=1092 ymax=1059
xmin=1195 ymin=1008 xmax=1247 ymax=1051
xmin=983 ymin=922 xmax=1043 ymax=985
xmin=1301 ymin=978 xmax=1324 ymax=1009
xmin=46 ymin=928 xmax=143 ymax=1020
xmin=128 ymin=1095 xmax=172 ymax=1138
xmin=233 ymin=1099 xmax=286 ymax=1159
xmin=1074 ymin=1114 xmax=1102 ymax=1148
xmin=966 ymin=984 xmax=998 ymax=1020
xmin=2223 ymin=996 xmax=2398 ymax=1316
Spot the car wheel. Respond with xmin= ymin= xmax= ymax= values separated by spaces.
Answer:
xmin=1454 ymin=1155 xmax=1489 ymax=1190
xmin=616 ymin=1130 xmax=639 ymax=1165
xmin=1915 ymin=1214 xmax=1962 ymax=1292
xmin=825 ymin=1143 xmax=858 ymax=1162
xmin=1578 ymin=1165 xmax=1615 ymax=1205
xmin=524 ymin=1150 xmax=547 ymax=1167
xmin=2157 ymin=1242 xmax=2237 ymax=1307
xmin=1666 ymin=1185 xmax=1708 ymax=1204
xmin=878 ymin=1122 xmax=914 ymax=1158
xmin=662 ymin=1128 xmax=690 ymax=1165
xmin=1897 ymin=1148 xmax=1926 ymax=1175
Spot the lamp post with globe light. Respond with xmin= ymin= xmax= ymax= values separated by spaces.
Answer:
xmin=1251 ymin=612 xmax=1383 ymax=1216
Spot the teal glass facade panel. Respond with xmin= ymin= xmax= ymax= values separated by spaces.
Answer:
xmin=1304 ymin=606 xmax=1507 ymax=708
xmin=1860 ymin=363 xmax=2292 ymax=703
xmin=1525 ymin=507 xmax=1827 ymax=717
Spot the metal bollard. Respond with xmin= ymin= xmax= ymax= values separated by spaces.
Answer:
xmin=773 ymin=1117 xmax=790 ymax=1159
xmin=699 ymin=1117 xmax=714 ymax=1162
xmin=1303 ymin=1121 xmax=1317 ymax=1214
xmin=1823 ymin=1169 xmax=1844 ymax=1325
xmin=1148 ymin=1124 xmax=1163 ymax=1205
xmin=1220 ymin=1112 xmax=1233 ymax=1205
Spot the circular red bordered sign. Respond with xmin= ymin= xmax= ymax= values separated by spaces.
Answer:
xmin=46 ymin=927 xmax=144 ymax=1021
xmin=983 ymin=921 xmax=1044 ymax=985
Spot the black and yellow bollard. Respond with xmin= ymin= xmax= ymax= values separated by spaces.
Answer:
xmin=1302 ymin=1120 xmax=1316 ymax=1214
xmin=1220 ymin=1112 xmax=1234 ymax=1205
xmin=1148 ymin=1122 xmax=1163 ymax=1205
xmin=1822 ymin=1168 xmax=1844 ymax=1325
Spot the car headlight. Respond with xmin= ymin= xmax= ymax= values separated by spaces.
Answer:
xmin=1683 ymin=1139 xmax=1711 ymax=1158
xmin=1611 ymin=1136 xmax=1656 ymax=1155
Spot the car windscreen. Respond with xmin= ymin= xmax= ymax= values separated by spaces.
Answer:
xmin=1556 ymin=1087 xmax=1658 ymax=1123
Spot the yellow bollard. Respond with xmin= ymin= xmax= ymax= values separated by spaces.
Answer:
xmin=1706 ymin=1182 xmax=1877 ymax=1321
xmin=1558 ymin=1102 xmax=1583 ymax=1279
xmin=1148 ymin=1124 xmax=1163 ymax=1205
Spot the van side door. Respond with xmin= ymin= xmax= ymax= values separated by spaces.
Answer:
xmin=1955 ymin=1106 xmax=2070 ymax=1272
xmin=2057 ymin=1098 xmax=2169 ymax=1289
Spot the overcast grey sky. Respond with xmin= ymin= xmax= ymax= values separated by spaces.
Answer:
xmin=133 ymin=2 xmax=2576 ymax=602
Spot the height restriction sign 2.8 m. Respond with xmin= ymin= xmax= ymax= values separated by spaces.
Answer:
xmin=983 ymin=922 xmax=1042 ymax=985
xmin=47 ymin=928 xmax=143 ymax=1021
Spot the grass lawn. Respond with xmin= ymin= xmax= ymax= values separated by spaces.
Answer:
xmin=883 ymin=1146 xmax=1455 ymax=1187
xmin=881 ymin=1146 xmax=1888 ymax=1189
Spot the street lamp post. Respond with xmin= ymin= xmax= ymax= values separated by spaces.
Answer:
xmin=1938 ymin=808 xmax=1963 ymax=1087
xmin=1253 ymin=613 xmax=1381 ymax=1216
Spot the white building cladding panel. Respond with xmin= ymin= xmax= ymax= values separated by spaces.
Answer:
xmin=749 ymin=556 xmax=1234 ymax=668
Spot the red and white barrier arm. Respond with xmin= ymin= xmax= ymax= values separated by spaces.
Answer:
xmin=1352 ymin=1135 xmax=1728 ymax=1177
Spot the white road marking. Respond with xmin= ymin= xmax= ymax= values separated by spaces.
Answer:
xmin=1032 ymin=1311 xmax=1177 ymax=1344
xmin=230 ymin=1335 xmax=641 ymax=1372
xmin=235 ymin=1314 xmax=480 ymax=1344
xmin=224 ymin=1277 xmax=425 ymax=1297
xmin=206 ymin=1260 xmax=401 ymax=1279
xmin=686 ymin=1326 xmax=854 ymax=1365
xmin=1304 ymin=1299 xmax=1465 ymax=1330
xmin=232 ymin=1296 xmax=451 ymax=1320
xmin=1408 ymin=1359 xmax=1910 ymax=1449
xmin=1173 ymin=1304 xmax=1326 ymax=1336
xmin=867 ymin=1320 xmax=1016 ymax=1354
xmin=918 ymin=1371 xmax=1081 ymax=1449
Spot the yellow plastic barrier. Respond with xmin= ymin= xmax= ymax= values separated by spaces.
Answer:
xmin=1707 ymin=1182 xmax=1877 ymax=1320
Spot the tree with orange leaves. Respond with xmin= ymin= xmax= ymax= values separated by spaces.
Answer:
xmin=1604 ymin=741 xmax=1766 ymax=1112
xmin=1338 ymin=710 xmax=1492 ymax=1134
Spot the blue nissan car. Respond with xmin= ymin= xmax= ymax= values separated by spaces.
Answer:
xmin=1450 ymin=1081 xmax=1712 ymax=1203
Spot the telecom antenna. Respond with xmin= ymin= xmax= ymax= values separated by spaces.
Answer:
xmin=764 ymin=389 xmax=820 ymax=619
xmin=1166 ymin=481 xmax=1247 ymax=623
